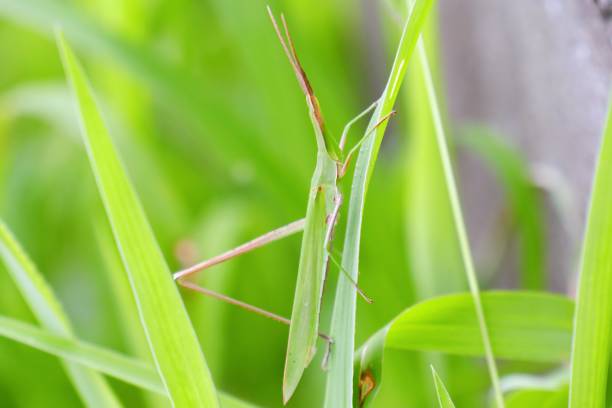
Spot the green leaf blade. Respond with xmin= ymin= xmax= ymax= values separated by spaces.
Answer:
xmin=569 ymin=92 xmax=612 ymax=407
xmin=431 ymin=366 xmax=456 ymax=408
xmin=415 ymin=39 xmax=503 ymax=404
xmin=0 ymin=315 xmax=259 ymax=408
xmin=355 ymin=291 xmax=574 ymax=407
xmin=385 ymin=292 xmax=573 ymax=361
xmin=323 ymin=1 xmax=434 ymax=407
xmin=57 ymin=32 xmax=218 ymax=407
xmin=0 ymin=220 xmax=122 ymax=407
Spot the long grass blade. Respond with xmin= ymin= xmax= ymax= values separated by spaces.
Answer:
xmin=57 ymin=32 xmax=218 ymax=407
xmin=431 ymin=366 xmax=456 ymax=408
xmin=0 ymin=220 xmax=121 ymax=407
xmin=404 ymin=2 xmax=465 ymax=300
xmin=0 ymin=315 xmax=258 ymax=408
xmin=568 ymin=92 xmax=612 ymax=407
xmin=416 ymin=39 xmax=503 ymax=405
xmin=323 ymin=1 xmax=434 ymax=406
xmin=354 ymin=291 xmax=574 ymax=406
xmin=95 ymin=220 xmax=167 ymax=407
xmin=401 ymin=8 xmax=460 ymax=405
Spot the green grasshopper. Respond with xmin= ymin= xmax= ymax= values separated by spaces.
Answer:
xmin=174 ymin=7 xmax=394 ymax=403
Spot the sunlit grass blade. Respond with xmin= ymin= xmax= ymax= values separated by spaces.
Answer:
xmin=0 ymin=315 xmax=259 ymax=408
xmin=459 ymin=127 xmax=545 ymax=289
xmin=95 ymin=219 xmax=150 ymax=359
xmin=415 ymin=39 xmax=503 ymax=405
xmin=0 ymin=220 xmax=121 ymax=407
xmin=323 ymin=1 xmax=434 ymax=406
xmin=354 ymin=291 xmax=573 ymax=406
xmin=95 ymin=220 xmax=167 ymax=407
xmin=431 ymin=366 xmax=456 ymax=408
xmin=57 ymin=32 xmax=218 ymax=407
xmin=569 ymin=92 xmax=612 ymax=407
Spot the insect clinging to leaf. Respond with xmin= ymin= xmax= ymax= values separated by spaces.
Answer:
xmin=173 ymin=6 xmax=395 ymax=404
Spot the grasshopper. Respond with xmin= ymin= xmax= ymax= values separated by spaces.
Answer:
xmin=174 ymin=7 xmax=395 ymax=403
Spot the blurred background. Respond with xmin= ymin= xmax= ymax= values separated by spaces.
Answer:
xmin=0 ymin=0 xmax=610 ymax=406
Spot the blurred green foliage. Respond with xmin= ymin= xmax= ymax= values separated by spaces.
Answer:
xmin=0 ymin=0 xmax=574 ymax=407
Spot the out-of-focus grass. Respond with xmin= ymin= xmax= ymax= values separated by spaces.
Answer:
xmin=0 ymin=219 xmax=121 ymax=407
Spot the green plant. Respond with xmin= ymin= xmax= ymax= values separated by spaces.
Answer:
xmin=0 ymin=1 xmax=610 ymax=407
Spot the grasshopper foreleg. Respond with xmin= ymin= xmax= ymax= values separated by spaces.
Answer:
xmin=339 ymin=110 xmax=397 ymax=178
xmin=339 ymin=100 xmax=380 ymax=151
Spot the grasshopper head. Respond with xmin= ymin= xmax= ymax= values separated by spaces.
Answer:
xmin=268 ymin=6 xmax=340 ymax=160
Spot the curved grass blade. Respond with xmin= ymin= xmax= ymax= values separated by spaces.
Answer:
xmin=354 ymin=291 xmax=574 ymax=406
xmin=431 ymin=366 xmax=456 ymax=408
xmin=323 ymin=1 xmax=434 ymax=406
xmin=569 ymin=92 xmax=612 ymax=407
xmin=415 ymin=39 xmax=503 ymax=405
xmin=459 ymin=127 xmax=545 ymax=290
xmin=57 ymin=32 xmax=218 ymax=407
xmin=0 ymin=220 xmax=121 ymax=407
xmin=0 ymin=315 xmax=258 ymax=408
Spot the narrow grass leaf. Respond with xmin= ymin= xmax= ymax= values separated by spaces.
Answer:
xmin=354 ymin=291 xmax=573 ymax=406
xmin=569 ymin=92 xmax=612 ymax=407
xmin=323 ymin=1 xmax=434 ymax=407
xmin=95 ymin=220 xmax=167 ymax=408
xmin=415 ymin=39 xmax=503 ymax=405
xmin=0 ymin=315 xmax=259 ymax=408
xmin=431 ymin=366 xmax=456 ymax=408
xmin=94 ymin=219 xmax=151 ymax=361
xmin=0 ymin=220 xmax=121 ymax=407
xmin=57 ymin=32 xmax=218 ymax=407
xmin=402 ymin=9 xmax=460 ymax=405
xmin=405 ymin=4 xmax=465 ymax=299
